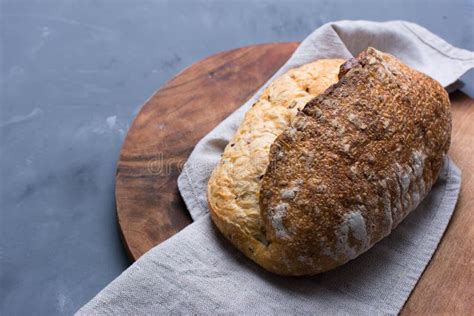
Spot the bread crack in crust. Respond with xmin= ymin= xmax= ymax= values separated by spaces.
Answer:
xmin=208 ymin=48 xmax=451 ymax=276
xmin=208 ymin=59 xmax=344 ymax=255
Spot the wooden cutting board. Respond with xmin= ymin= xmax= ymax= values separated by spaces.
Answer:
xmin=115 ymin=42 xmax=474 ymax=314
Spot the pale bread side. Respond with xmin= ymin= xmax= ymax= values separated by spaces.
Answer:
xmin=207 ymin=59 xmax=344 ymax=271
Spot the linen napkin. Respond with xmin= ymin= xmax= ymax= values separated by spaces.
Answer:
xmin=78 ymin=21 xmax=472 ymax=315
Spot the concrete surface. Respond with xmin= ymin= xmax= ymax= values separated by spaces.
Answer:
xmin=1 ymin=0 xmax=473 ymax=314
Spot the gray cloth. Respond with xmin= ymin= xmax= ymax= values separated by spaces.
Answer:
xmin=79 ymin=21 xmax=471 ymax=315
xmin=79 ymin=161 xmax=460 ymax=315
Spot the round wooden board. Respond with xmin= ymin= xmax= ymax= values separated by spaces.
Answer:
xmin=116 ymin=43 xmax=474 ymax=314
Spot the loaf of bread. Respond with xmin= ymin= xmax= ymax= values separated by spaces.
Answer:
xmin=208 ymin=48 xmax=451 ymax=276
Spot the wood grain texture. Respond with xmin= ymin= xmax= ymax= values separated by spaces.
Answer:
xmin=116 ymin=42 xmax=299 ymax=260
xmin=116 ymin=42 xmax=473 ymax=314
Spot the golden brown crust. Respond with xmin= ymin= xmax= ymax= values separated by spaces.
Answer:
xmin=260 ymin=48 xmax=451 ymax=275
xmin=208 ymin=48 xmax=451 ymax=276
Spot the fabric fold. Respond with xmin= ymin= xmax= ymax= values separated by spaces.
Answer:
xmin=79 ymin=160 xmax=460 ymax=315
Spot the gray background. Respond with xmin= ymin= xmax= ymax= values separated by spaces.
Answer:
xmin=1 ymin=0 xmax=472 ymax=314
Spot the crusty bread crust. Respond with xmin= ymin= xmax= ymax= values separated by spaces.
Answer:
xmin=208 ymin=48 xmax=451 ymax=276
xmin=208 ymin=59 xmax=344 ymax=266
